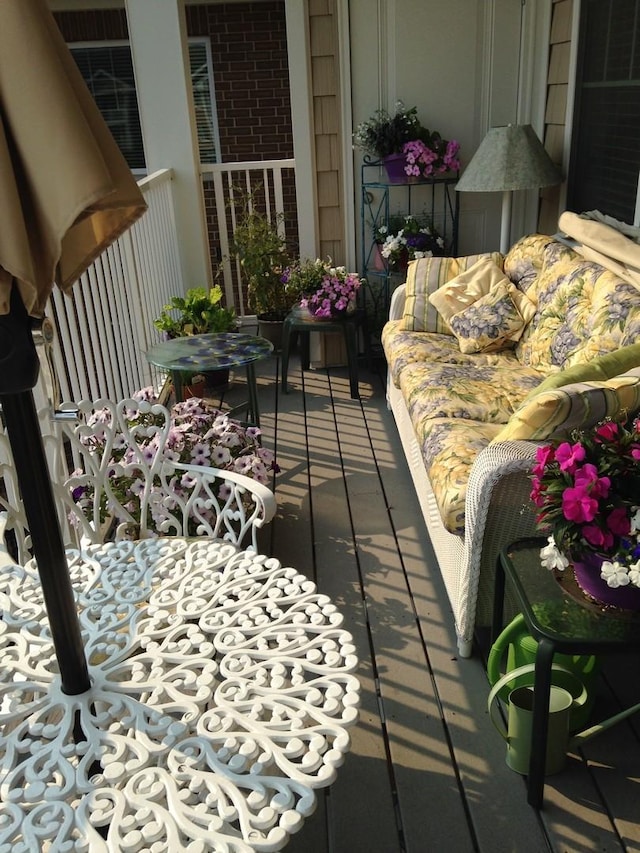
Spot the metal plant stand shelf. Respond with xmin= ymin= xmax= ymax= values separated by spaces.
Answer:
xmin=0 ymin=537 xmax=360 ymax=851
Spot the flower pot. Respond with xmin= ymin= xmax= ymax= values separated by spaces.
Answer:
xmin=257 ymin=316 xmax=284 ymax=351
xmin=572 ymin=553 xmax=640 ymax=610
xmin=383 ymin=153 xmax=408 ymax=184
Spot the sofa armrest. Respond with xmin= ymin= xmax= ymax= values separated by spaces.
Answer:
xmin=389 ymin=283 xmax=406 ymax=321
xmin=455 ymin=440 xmax=543 ymax=647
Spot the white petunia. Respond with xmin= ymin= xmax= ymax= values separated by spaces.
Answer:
xmin=600 ymin=560 xmax=631 ymax=588
xmin=540 ymin=536 xmax=569 ymax=571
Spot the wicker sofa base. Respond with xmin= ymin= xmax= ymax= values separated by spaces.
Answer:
xmin=386 ymin=361 xmax=539 ymax=657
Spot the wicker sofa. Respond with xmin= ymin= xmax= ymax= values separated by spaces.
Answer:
xmin=382 ymin=217 xmax=640 ymax=656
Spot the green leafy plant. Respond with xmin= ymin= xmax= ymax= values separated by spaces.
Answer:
xmin=353 ymin=101 xmax=421 ymax=159
xmin=154 ymin=285 xmax=237 ymax=338
xmin=229 ymin=192 xmax=299 ymax=320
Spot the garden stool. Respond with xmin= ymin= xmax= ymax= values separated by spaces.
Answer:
xmin=281 ymin=306 xmax=368 ymax=400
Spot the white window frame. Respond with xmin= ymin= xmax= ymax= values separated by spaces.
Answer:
xmin=69 ymin=37 xmax=220 ymax=173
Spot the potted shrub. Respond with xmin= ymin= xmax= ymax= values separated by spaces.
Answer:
xmin=229 ymin=191 xmax=302 ymax=347
xmin=153 ymin=284 xmax=238 ymax=391
xmin=354 ymin=101 xmax=460 ymax=183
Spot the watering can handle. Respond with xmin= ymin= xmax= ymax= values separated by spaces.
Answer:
xmin=487 ymin=612 xmax=528 ymax=686
xmin=487 ymin=663 xmax=587 ymax=740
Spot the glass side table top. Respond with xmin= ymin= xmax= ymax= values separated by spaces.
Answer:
xmin=502 ymin=538 xmax=640 ymax=649
xmin=146 ymin=332 xmax=274 ymax=373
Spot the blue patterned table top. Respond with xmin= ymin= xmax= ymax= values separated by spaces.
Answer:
xmin=146 ymin=332 xmax=274 ymax=372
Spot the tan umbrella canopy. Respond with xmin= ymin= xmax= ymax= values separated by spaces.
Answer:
xmin=0 ymin=0 xmax=147 ymax=693
xmin=0 ymin=0 xmax=146 ymax=318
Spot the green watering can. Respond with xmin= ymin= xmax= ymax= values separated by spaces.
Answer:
xmin=487 ymin=612 xmax=599 ymax=731
xmin=488 ymin=663 xmax=640 ymax=776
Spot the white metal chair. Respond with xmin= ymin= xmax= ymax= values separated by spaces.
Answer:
xmin=0 ymin=397 xmax=277 ymax=556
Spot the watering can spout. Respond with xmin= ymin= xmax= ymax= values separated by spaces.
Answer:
xmin=570 ymin=701 xmax=640 ymax=748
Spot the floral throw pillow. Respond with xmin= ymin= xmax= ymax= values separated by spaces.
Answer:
xmin=443 ymin=279 xmax=536 ymax=354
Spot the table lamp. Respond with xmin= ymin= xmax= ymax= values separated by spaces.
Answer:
xmin=456 ymin=124 xmax=563 ymax=252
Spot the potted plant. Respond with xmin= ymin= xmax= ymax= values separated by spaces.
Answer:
xmin=531 ymin=415 xmax=640 ymax=609
xmin=354 ymin=101 xmax=460 ymax=183
xmin=281 ymin=257 xmax=362 ymax=319
xmin=153 ymin=284 xmax=237 ymax=338
xmin=229 ymin=192 xmax=301 ymax=347
xmin=153 ymin=284 xmax=238 ymax=391
xmin=373 ymin=214 xmax=446 ymax=272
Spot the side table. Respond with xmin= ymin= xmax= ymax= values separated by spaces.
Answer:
xmin=146 ymin=332 xmax=273 ymax=426
xmin=494 ymin=537 xmax=640 ymax=809
xmin=281 ymin=306 xmax=369 ymax=400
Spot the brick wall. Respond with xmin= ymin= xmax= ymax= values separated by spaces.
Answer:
xmin=54 ymin=2 xmax=299 ymax=301
xmin=186 ymin=2 xmax=292 ymax=163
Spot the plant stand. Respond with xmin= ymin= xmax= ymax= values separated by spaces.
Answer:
xmin=280 ymin=307 xmax=370 ymax=400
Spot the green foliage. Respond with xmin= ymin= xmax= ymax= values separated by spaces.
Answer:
xmin=154 ymin=285 xmax=237 ymax=338
xmin=353 ymin=101 xmax=421 ymax=159
xmin=229 ymin=191 xmax=298 ymax=320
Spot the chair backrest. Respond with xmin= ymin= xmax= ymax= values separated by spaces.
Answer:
xmin=1 ymin=397 xmax=276 ymax=555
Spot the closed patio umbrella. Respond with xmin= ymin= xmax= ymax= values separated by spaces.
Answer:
xmin=0 ymin=0 xmax=147 ymax=693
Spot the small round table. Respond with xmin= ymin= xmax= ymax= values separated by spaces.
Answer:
xmin=146 ymin=333 xmax=273 ymax=425
xmin=0 ymin=537 xmax=360 ymax=850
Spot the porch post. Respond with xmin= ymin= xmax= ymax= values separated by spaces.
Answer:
xmin=285 ymin=0 xmax=319 ymax=258
xmin=125 ymin=0 xmax=211 ymax=290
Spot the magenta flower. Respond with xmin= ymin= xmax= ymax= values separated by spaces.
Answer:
xmin=582 ymin=524 xmax=614 ymax=551
xmin=608 ymin=507 xmax=631 ymax=537
xmin=555 ymin=441 xmax=585 ymax=472
xmin=562 ymin=485 xmax=598 ymax=523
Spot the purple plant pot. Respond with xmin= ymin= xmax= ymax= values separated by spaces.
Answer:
xmin=383 ymin=153 xmax=409 ymax=184
xmin=573 ymin=553 xmax=640 ymax=610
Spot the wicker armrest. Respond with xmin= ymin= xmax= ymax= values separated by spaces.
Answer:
xmin=455 ymin=440 xmax=543 ymax=645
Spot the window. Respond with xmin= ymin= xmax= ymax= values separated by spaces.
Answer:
xmin=567 ymin=0 xmax=640 ymax=223
xmin=70 ymin=39 xmax=220 ymax=172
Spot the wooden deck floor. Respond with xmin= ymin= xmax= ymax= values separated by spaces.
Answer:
xmin=223 ymin=344 xmax=640 ymax=853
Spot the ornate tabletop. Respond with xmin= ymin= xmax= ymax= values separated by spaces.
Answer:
xmin=0 ymin=538 xmax=360 ymax=851
xmin=146 ymin=333 xmax=274 ymax=374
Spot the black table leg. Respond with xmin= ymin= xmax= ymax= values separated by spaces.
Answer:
xmin=528 ymin=636 xmax=555 ymax=808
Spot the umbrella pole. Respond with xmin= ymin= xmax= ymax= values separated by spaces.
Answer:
xmin=0 ymin=293 xmax=90 ymax=695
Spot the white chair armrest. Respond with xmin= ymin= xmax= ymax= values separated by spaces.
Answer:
xmin=155 ymin=460 xmax=277 ymax=551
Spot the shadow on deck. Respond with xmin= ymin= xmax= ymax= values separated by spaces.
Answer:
xmin=221 ymin=343 xmax=640 ymax=853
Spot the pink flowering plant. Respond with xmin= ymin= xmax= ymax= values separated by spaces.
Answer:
xmin=71 ymin=389 xmax=277 ymax=536
xmin=281 ymin=257 xmax=362 ymax=319
xmin=402 ymin=134 xmax=460 ymax=179
xmin=531 ymin=416 xmax=640 ymax=589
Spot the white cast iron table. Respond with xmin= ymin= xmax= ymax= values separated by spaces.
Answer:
xmin=0 ymin=537 xmax=360 ymax=851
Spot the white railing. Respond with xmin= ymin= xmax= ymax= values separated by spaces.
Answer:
xmin=200 ymin=159 xmax=297 ymax=315
xmin=45 ymin=160 xmax=297 ymax=405
xmin=48 ymin=169 xmax=182 ymax=402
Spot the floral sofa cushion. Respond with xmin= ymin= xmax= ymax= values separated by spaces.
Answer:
xmin=503 ymin=233 xmax=551 ymax=294
xmin=413 ymin=417 xmax=502 ymax=534
xmin=401 ymin=252 xmax=504 ymax=332
xmin=445 ymin=279 xmax=536 ymax=354
xmin=398 ymin=361 xmax=542 ymax=426
xmin=381 ymin=320 xmax=522 ymax=388
xmin=515 ymin=241 xmax=640 ymax=372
